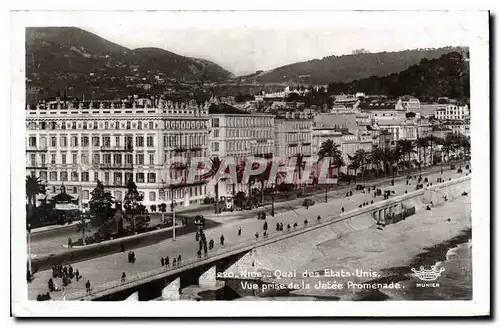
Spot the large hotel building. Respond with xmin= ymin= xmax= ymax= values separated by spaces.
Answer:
xmin=26 ymin=99 xmax=211 ymax=208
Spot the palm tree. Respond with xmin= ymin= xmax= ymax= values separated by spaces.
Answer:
xmin=370 ymin=147 xmax=384 ymax=177
xmin=348 ymin=149 xmax=370 ymax=185
xmin=318 ymin=139 xmax=342 ymax=179
xmin=202 ymin=157 xmax=223 ymax=214
xmin=426 ymin=135 xmax=438 ymax=165
xmin=25 ymin=175 xmax=46 ymax=210
xmin=397 ymin=139 xmax=417 ymax=172
xmin=295 ymin=153 xmax=305 ymax=189
xmin=416 ymin=137 xmax=430 ymax=168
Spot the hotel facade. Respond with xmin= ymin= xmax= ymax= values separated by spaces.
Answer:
xmin=26 ymin=99 xmax=211 ymax=208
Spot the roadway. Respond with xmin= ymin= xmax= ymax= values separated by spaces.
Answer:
xmin=28 ymin=164 xmax=461 ymax=257
xmin=27 ymin=166 xmax=467 ymax=300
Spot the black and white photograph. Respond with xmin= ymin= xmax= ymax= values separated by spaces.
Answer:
xmin=10 ymin=9 xmax=490 ymax=317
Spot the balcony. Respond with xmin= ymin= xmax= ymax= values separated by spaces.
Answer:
xmin=161 ymin=178 xmax=208 ymax=190
xmin=99 ymin=163 xmax=134 ymax=170
xmin=26 ymin=145 xmax=48 ymax=152
xmin=174 ymin=147 xmax=188 ymax=153
xmin=100 ymin=146 xmax=134 ymax=152
xmin=26 ymin=164 xmax=48 ymax=170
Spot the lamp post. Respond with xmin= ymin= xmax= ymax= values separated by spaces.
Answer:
xmin=27 ymin=223 xmax=32 ymax=276
xmin=171 ymin=199 xmax=177 ymax=241
xmin=271 ymin=184 xmax=275 ymax=217
xmin=81 ymin=208 xmax=87 ymax=245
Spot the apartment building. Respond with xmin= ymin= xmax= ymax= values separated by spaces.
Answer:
xmin=25 ymin=99 xmax=210 ymax=208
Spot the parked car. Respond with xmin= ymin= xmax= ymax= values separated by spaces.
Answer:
xmin=302 ymin=198 xmax=315 ymax=207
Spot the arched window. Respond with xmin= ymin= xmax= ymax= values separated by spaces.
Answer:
xmin=126 ymin=121 xmax=131 ymax=130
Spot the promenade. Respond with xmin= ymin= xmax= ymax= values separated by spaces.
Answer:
xmin=27 ymin=167 xmax=467 ymax=300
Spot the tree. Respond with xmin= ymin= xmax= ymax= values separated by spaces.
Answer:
xmin=370 ymin=147 xmax=384 ymax=177
xmin=89 ymin=180 xmax=115 ymax=240
xmin=295 ymin=154 xmax=305 ymax=188
xmin=397 ymin=139 xmax=417 ymax=171
xmin=416 ymin=137 xmax=430 ymax=167
xmin=123 ymin=179 xmax=145 ymax=232
xmin=318 ymin=139 xmax=342 ymax=178
xmin=25 ymin=175 xmax=46 ymax=211
xmin=202 ymin=157 xmax=223 ymax=214
xmin=426 ymin=135 xmax=439 ymax=165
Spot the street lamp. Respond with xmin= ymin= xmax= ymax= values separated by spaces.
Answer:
xmin=171 ymin=199 xmax=177 ymax=241
xmin=27 ymin=223 xmax=32 ymax=277
xmin=271 ymin=184 xmax=275 ymax=217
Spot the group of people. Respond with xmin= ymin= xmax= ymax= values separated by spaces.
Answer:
xmin=160 ymin=254 xmax=182 ymax=268
xmin=48 ymin=264 xmax=81 ymax=292
xmin=358 ymin=200 xmax=374 ymax=208
xmin=127 ymin=251 xmax=137 ymax=263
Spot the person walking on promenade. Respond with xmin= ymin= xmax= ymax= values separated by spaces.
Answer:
xmin=63 ymin=265 xmax=68 ymax=276
xmin=263 ymin=231 xmax=268 ymax=238
xmin=172 ymin=258 xmax=177 ymax=267
xmin=128 ymin=251 xmax=132 ymax=263
xmin=279 ymin=223 xmax=284 ymax=231
xmin=161 ymin=257 xmax=165 ymax=267
xmin=75 ymin=269 xmax=80 ymax=281
xmin=276 ymin=223 xmax=280 ymax=231
xmin=177 ymin=255 xmax=182 ymax=265
xmin=220 ymin=235 xmax=225 ymax=246
xmin=209 ymin=239 xmax=214 ymax=250
xmin=165 ymin=256 xmax=170 ymax=268
xmin=263 ymin=221 xmax=268 ymax=231
xmin=304 ymin=219 xmax=308 ymax=226
xmin=293 ymin=222 xmax=298 ymax=229
xmin=69 ymin=265 xmax=74 ymax=279
xmin=317 ymin=215 xmax=321 ymax=222
xmin=341 ymin=206 xmax=345 ymax=213
xmin=255 ymin=232 xmax=259 ymax=240
xmin=238 ymin=227 xmax=242 ymax=236
xmin=121 ymin=272 xmax=126 ymax=283
xmin=287 ymin=224 xmax=291 ymax=231
xmin=48 ymin=278 xmax=54 ymax=292
xmin=85 ymin=280 xmax=91 ymax=295
xmin=68 ymin=237 xmax=72 ymax=249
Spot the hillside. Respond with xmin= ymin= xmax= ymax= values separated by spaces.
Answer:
xmin=26 ymin=27 xmax=233 ymax=101
xmin=243 ymin=47 xmax=466 ymax=85
xmin=327 ymin=51 xmax=470 ymax=99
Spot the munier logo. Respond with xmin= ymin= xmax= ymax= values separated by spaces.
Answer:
xmin=411 ymin=265 xmax=445 ymax=281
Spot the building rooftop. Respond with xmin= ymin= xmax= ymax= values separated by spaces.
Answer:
xmin=208 ymin=103 xmax=249 ymax=115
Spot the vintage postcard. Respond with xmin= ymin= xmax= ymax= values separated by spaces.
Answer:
xmin=11 ymin=10 xmax=490 ymax=317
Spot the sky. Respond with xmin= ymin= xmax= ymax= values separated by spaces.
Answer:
xmin=80 ymin=12 xmax=472 ymax=76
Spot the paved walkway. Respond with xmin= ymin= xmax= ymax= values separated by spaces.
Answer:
xmin=27 ymin=168 xmax=467 ymax=300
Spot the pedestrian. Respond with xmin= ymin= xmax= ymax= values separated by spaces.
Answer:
xmin=68 ymin=237 xmax=72 ymax=249
xmin=238 ymin=227 xmax=241 ymax=236
xmin=317 ymin=215 xmax=321 ymax=222
xmin=263 ymin=231 xmax=268 ymax=238
xmin=371 ymin=200 xmax=374 ymax=204
xmin=161 ymin=257 xmax=165 ymax=267
xmin=165 ymin=256 xmax=170 ymax=267
xmin=121 ymin=272 xmax=126 ymax=283
xmin=85 ymin=280 xmax=91 ymax=295
xmin=276 ymin=223 xmax=280 ymax=231
xmin=75 ymin=269 xmax=80 ymax=281
xmin=263 ymin=222 xmax=268 ymax=231
xmin=341 ymin=207 xmax=344 ymax=213
xmin=132 ymin=251 xmax=136 ymax=263
xmin=304 ymin=219 xmax=308 ymax=225
xmin=279 ymin=223 xmax=284 ymax=231
xmin=177 ymin=255 xmax=181 ymax=265
xmin=63 ymin=265 xmax=68 ymax=276
xmin=52 ymin=266 xmax=56 ymax=278
xmin=209 ymin=239 xmax=214 ymax=250
xmin=69 ymin=265 xmax=74 ymax=279
xmin=128 ymin=251 xmax=132 ymax=263
xmin=48 ymin=278 xmax=54 ymax=292
xmin=287 ymin=224 xmax=291 ymax=231
xmin=255 ymin=232 xmax=259 ymax=240
xmin=220 ymin=235 xmax=225 ymax=246
xmin=173 ymin=258 xmax=177 ymax=267
xmin=293 ymin=222 xmax=298 ymax=228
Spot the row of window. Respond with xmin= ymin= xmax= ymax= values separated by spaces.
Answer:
xmin=27 ymin=119 xmax=208 ymax=131
xmin=28 ymin=135 xmax=152 ymax=148
xmin=29 ymin=152 xmax=157 ymax=166
xmin=42 ymin=171 xmax=158 ymax=184
xmin=211 ymin=117 xmax=273 ymax=128
xmin=163 ymin=134 xmax=207 ymax=148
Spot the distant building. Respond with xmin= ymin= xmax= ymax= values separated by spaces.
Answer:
xmin=435 ymin=104 xmax=469 ymax=121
